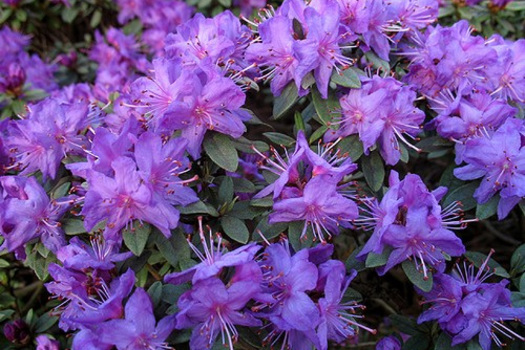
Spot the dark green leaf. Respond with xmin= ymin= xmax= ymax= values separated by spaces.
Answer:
xmin=365 ymin=247 xmax=392 ymax=268
xmin=361 ymin=151 xmax=385 ymax=192
xmin=288 ymin=221 xmax=312 ymax=251
xmin=390 ymin=314 xmax=424 ymax=336
xmin=178 ymin=200 xmax=219 ymax=217
xmin=147 ymin=281 xmax=163 ymax=308
xmin=123 ymin=222 xmax=151 ymax=256
xmin=442 ymin=182 xmax=478 ymax=211
xmin=221 ymin=216 xmax=250 ymax=243
xmin=254 ymin=216 xmax=288 ymax=242
xmin=511 ymin=244 xmax=525 ymax=275
xmin=465 ymin=251 xmax=510 ymax=278
xmin=218 ymin=177 xmax=234 ymax=204
xmin=155 ymin=230 xmax=190 ymax=267
xmin=330 ymin=68 xmax=361 ymax=88
xmin=337 ymin=135 xmax=364 ymax=162
xmin=364 ymin=51 xmax=390 ymax=72
xmin=294 ymin=111 xmax=305 ymax=131
xmin=203 ymin=133 xmax=238 ymax=172
xmin=402 ymin=334 xmax=430 ymax=350
xmin=402 ymin=260 xmax=433 ymax=292
xmin=434 ymin=332 xmax=467 ymax=350
xmin=475 ymin=195 xmax=499 ymax=220
xmin=34 ymin=313 xmax=58 ymax=333
xmin=312 ymin=88 xmax=340 ymax=126
xmin=309 ymin=125 xmax=329 ymax=143
xmin=273 ymin=83 xmax=298 ymax=119
xmin=250 ymin=197 xmax=273 ymax=208
xmin=232 ymin=177 xmax=256 ymax=193
xmin=263 ymin=132 xmax=296 ymax=147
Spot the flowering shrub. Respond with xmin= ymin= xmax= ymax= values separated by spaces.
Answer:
xmin=0 ymin=0 xmax=524 ymax=349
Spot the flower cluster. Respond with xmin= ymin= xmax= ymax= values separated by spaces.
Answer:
xmin=0 ymin=26 xmax=56 ymax=99
xmin=418 ymin=251 xmax=525 ymax=349
xmin=0 ymin=0 xmax=524 ymax=349
xmin=325 ymin=75 xmax=425 ymax=165
xmin=357 ymin=171 xmax=468 ymax=278
xmin=166 ymin=219 xmax=374 ymax=350
xmin=254 ymin=130 xmax=359 ymax=243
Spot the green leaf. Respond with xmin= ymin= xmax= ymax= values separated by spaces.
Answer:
xmin=402 ymin=260 xmax=433 ymax=292
xmin=90 ymin=10 xmax=102 ymax=27
xmin=154 ymin=229 xmax=190 ymax=267
xmin=147 ymin=281 xmax=163 ymax=308
xmin=0 ymin=259 xmax=9 ymax=268
xmin=520 ymin=274 xmax=525 ymax=292
xmin=178 ymin=200 xmax=219 ymax=217
xmin=288 ymin=221 xmax=313 ymax=251
xmin=203 ymin=134 xmax=238 ymax=172
xmin=221 ymin=216 xmax=250 ymax=243
xmin=337 ymin=135 xmax=364 ymax=162
xmin=365 ymin=247 xmax=392 ymax=268
xmin=475 ymin=195 xmax=499 ymax=220
xmin=364 ymin=51 xmax=390 ymax=72
xmin=0 ymin=310 xmax=14 ymax=323
xmin=218 ymin=0 xmax=231 ymax=6
xmin=232 ymin=177 xmax=255 ymax=193
xmin=465 ymin=251 xmax=510 ymax=278
xmin=250 ymin=197 xmax=273 ymax=207
xmin=61 ymin=7 xmax=79 ymax=23
xmin=61 ymin=219 xmax=88 ymax=235
xmin=263 ymin=132 xmax=296 ymax=147
xmin=434 ymin=332 xmax=467 ymax=350
xmin=390 ymin=314 xmax=424 ymax=336
xmin=361 ymin=151 xmax=385 ymax=192
xmin=254 ymin=216 xmax=288 ymax=242
xmin=273 ymin=83 xmax=298 ymax=119
xmin=122 ymin=19 xmax=143 ymax=35
xmin=312 ymin=88 xmax=341 ymax=126
xmin=218 ymin=177 xmax=234 ymax=204
xmin=442 ymin=182 xmax=479 ymax=211
xmin=330 ymin=68 xmax=361 ymax=88
xmin=402 ymin=334 xmax=430 ymax=350
xmin=506 ymin=1 xmax=525 ymax=10
xmin=294 ymin=111 xmax=306 ymax=131
xmin=123 ymin=222 xmax=151 ymax=256
xmin=511 ymin=244 xmax=525 ymax=275
xmin=34 ymin=313 xmax=58 ymax=333
xmin=309 ymin=125 xmax=329 ymax=143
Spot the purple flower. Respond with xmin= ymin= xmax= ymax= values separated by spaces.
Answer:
xmin=325 ymin=76 xmax=424 ymax=165
xmin=100 ymin=288 xmax=175 ymax=349
xmin=165 ymin=217 xmax=260 ymax=285
xmin=176 ymin=276 xmax=262 ymax=350
xmin=165 ymin=11 xmax=251 ymax=69
xmin=134 ymin=131 xmax=198 ymax=207
xmin=488 ymin=39 xmax=525 ymax=103
xmin=293 ymin=0 xmax=354 ymax=98
xmin=357 ymin=171 xmax=467 ymax=278
xmin=35 ymin=335 xmax=60 ymax=350
xmin=255 ymin=131 xmax=358 ymax=241
xmin=269 ymin=176 xmax=359 ymax=242
xmin=245 ymin=15 xmax=301 ymax=96
xmin=254 ymin=242 xmax=320 ymax=331
xmin=46 ymin=268 xmax=135 ymax=331
xmin=56 ymin=236 xmax=133 ymax=271
xmin=6 ymin=98 xmax=90 ymax=179
xmin=81 ymin=156 xmax=180 ymax=240
xmin=454 ymin=118 xmax=525 ymax=219
xmin=376 ymin=335 xmax=402 ymax=350
xmin=0 ymin=176 xmax=72 ymax=259
xmin=452 ymin=283 xmax=525 ymax=349
xmin=317 ymin=262 xmax=375 ymax=349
